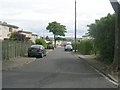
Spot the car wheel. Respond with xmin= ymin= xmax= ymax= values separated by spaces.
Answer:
xmin=28 ymin=54 xmax=31 ymax=57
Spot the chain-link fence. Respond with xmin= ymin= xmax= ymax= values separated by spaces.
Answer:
xmin=2 ymin=40 xmax=31 ymax=61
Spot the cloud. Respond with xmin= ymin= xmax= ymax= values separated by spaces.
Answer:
xmin=0 ymin=0 xmax=114 ymax=38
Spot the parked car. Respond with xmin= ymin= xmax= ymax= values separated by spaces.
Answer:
xmin=28 ymin=45 xmax=47 ymax=58
xmin=47 ymin=44 xmax=54 ymax=49
xmin=64 ymin=45 xmax=73 ymax=51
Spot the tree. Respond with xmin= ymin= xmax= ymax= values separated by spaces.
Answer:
xmin=88 ymin=14 xmax=115 ymax=65
xmin=10 ymin=32 xmax=18 ymax=40
xmin=46 ymin=21 xmax=67 ymax=47
xmin=35 ymin=38 xmax=47 ymax=48
xmin=111 ymin=3 xmax=120 ymax=72
xmin=10 ymin=32 xmax=29 ymax=41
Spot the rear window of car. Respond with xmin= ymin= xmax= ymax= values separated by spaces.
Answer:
xmin=66 ymin=45 xmax=72 ymax=48
xmin=31 ymin=45 xmax=42 ymax=49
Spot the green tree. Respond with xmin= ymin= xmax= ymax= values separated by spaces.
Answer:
xmin=35 ymin=38 xmax=47 ymax=48
xmin=46 ymin=21 xmax=67 ymax=47
xmin=87 ymin=14 xmax=115 ymax=65
xmin=10 ymin=32 xmax=18 ymax=40
xmin=10 ymin=32 xmax=31 ymax=42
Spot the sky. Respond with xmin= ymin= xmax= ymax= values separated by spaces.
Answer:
xmin=0 ymin=0 xmax=114 ymax=38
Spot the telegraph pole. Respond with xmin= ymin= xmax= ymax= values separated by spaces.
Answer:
xmin=109 ymin=0 xmax=120 ymax=72
xmin=75 ymin=0 xmax=77 ymax=52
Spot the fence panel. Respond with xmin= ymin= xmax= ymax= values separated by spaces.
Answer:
xmin=2 ymin=40 xmax=31 ymax=61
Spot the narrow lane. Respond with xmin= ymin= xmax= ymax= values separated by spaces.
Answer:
xmin=2 ymin=47 xmax=117 ymax=88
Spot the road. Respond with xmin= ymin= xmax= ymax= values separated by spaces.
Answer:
xmin=2 ymin=47 xmax=117 ymax=88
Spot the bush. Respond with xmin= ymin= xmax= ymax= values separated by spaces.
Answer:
xmin=78 ymin=40 xmax=94 ymax=55
xmin=35 ymin=38 xmax=47 ymax=48
xmin=72 ymin=40 xmax=94 ymax=55
xmin=88 ymin=14 xmax=115 ymax=64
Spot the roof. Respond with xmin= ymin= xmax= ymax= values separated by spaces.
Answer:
xmin=0 ymin=21 xmax=19 ymax=28
xmin=32 ymin=34 xmax=38 ymax=36
xmin=18 ymin=30 xmax=32 ymax=34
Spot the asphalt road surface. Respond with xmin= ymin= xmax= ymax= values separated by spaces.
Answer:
xmin=2 ymin=47 xmax=117 ymax=88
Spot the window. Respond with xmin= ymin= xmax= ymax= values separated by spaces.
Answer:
xmin=9 ymin=27 xmax=12 ymax=32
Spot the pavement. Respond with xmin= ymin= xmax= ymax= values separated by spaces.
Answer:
xmin=2 ymin=56 xmax=36 ymax=71
xmin=1 ymin=49 xmax=53 ymax=71
xmin=77 ymin=54 xmax=119 ymax=86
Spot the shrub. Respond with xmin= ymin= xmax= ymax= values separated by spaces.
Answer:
xmin=77 ymin=40 xmax=94 ymax=55
xmin=72 ymin=40 xmax=94 ymax=55
xmin=35 ymin=38 xmax=47 ymax=48
xmin=88 ymin=14 xmax=115 ymax=64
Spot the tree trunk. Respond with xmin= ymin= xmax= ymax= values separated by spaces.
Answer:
xmin=54 ymin=35 xmax=56 ymax=48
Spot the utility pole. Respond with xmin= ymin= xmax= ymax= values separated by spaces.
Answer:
xmin=75 ymin=0 xmax=77 ymax=52
xmin=110 ymin=0 xmax=120 ymax=71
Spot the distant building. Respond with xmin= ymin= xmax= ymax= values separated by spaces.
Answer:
xmin=0 ymin=21 xmax=19 ymax=40
xmin=18 ymin=31 xmax=40 ymax=43
xmin=31 ymin=34 xmax=38 ymax=43
xmin=81 ymin=33 xmax=93 ymax=40
xmin=17 ymin=30 xmax=32 ymax=41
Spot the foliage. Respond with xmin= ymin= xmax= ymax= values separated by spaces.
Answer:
xmin=10 ymin=32 xmax=18 ymax=40
xmin=10 ymin=32 xmax=30 ymax=41
xmin=35 ymin=38 xmax=47 ymax=48
xmin=46 ymin=21 xmax=67 ymax=47
xmin=78 ymin=40 xmax=94 ymax=55
xmin=87 ymin=14 xmax=115 ymax=64
xmin=28 ymin=40 xmax=35 ymax=45
xmin=46 ymin=21 xmax=67 ymax=36
xmin=72 ymin=40 xmax=94 ymax=55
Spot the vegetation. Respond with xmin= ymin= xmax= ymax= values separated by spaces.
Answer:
xmin=10 ymin=32 xmax=30 ymax=42
xmin=78 ymin=40 xmax=94 ymax=55
xmin=35 ymin=38 xmax=47 ymax=48
xmin=72 ymin=40 xmax=94 ymax=55
xmin=46 ymin=21 xmax=67 ymax=47
xmin=72 ymin=13 xmax=117 ymax=72
xmin=87 ymin=14 xmax=115 ymax=64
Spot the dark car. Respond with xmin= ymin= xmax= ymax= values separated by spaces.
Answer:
xmin=47 ymin=44 xmax=54 ymax=49
xmin=28 ymin=45 xmax=47 ymax=58
xmin=64 ymin=45 xmax=73 ymax=51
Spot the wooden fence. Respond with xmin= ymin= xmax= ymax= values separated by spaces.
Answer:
xmin=2 ymin=40 xmax=31 ymax=60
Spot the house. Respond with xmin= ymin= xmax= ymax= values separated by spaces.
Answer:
xmin=17 ymin=31 xmax=39 ymax=43
xmin=0 ymin=21 xmax=19 ymax=40
xmin=31 ymin=34 xmax=38 ymax=43
xmin=17 ymin=30 xmax=32 ymax=40
xmin=82 ymin=33 xmax=93 ymax=40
